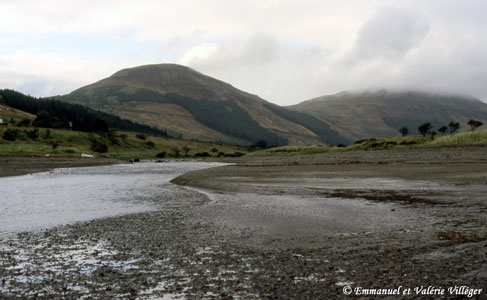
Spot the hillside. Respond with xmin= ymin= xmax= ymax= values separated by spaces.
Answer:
xmin=57 ymin=64 xmax=349 ymax=146
xmin=1 ymin=89 xmax=169 ymax=137
xmin=288 ymin=90 xmax=487 ymax=141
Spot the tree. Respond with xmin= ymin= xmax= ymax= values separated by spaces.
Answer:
xmin=438 ymin=126 xmax=448 ymax=134
xmin=448 ymin=121 xmax=460 ymax=133
xmin=52 ymin=141 xmax=59 ymax=150
xmin=92 ymin=118 xmax=109 ymax=133
xmin=467 ymin=119 xmax=483 ymax=131
xmin=32 ymin=110 xmax=53 ymax=128
xmin=418 ymin=122 xmax=433 ymax=137
xmin=252 ymin=139 xmax=268 ymax=148
xmin=398 ymin=126 xmax=409 ymax=137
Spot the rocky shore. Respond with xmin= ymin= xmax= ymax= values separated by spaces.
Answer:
xmin=1 ymin=147 xmax=486 ymax=299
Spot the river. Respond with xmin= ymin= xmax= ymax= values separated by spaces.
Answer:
xmin=0 ymin=161 xmax=226 ymax=235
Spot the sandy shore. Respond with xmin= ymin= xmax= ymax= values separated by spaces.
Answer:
xmin=1 ymin=147 xmax=486 ymax=299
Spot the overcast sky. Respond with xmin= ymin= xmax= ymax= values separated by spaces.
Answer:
xmin=1 ymin=0 xmax=486 ymax=105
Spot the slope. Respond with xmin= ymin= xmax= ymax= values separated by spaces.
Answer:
xmin=289 ymin=90 xmax=487 ymax=141
xmin=58 ymin=64 xmax=347 ymax=145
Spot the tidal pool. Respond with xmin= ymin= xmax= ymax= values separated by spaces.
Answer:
xmin=0 ymin=161 xmax=226 ymax=234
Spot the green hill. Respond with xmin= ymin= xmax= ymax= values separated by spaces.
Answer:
xmin=57 ymin=64 xmax=347 ymax=146
xmin=288 ymin=90 xmax=487 ymax=141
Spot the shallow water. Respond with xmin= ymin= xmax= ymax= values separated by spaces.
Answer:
xmin=0 ymin=161 xmax=225 ymax=234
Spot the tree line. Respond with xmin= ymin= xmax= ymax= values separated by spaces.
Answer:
xmin=0 ymin=89 xmax=169 ymax=137
xmin=398 ymin=119 xmax=484 ymax=137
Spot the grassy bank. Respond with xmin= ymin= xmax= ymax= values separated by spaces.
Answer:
xmin=0 ymin=104 xmax=246 ymax=159
xmin=0 ymin=126 xmax=246 ymax=160
xmin=249 ymin=129 xmax=487 ymax=156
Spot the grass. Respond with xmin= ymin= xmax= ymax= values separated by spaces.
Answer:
xmin=0 ymin=125 xmax=247 ymax=160
xmin=249 ymin=129 xmax=487 ymax=156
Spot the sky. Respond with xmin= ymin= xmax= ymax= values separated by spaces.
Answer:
xmin=1 ymin=0 xmax=486 ymax=105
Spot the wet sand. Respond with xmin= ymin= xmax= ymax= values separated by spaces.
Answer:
xmin=1 ymin=147 xmax=486 ymax=299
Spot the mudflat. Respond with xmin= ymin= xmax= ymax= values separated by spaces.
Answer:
xmin=0 ymin=156 xmax=121 ymax=178
xmin=1 ymin=147 xmax=486 ymax=299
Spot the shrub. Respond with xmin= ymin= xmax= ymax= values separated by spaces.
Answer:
xmin=195 ymin=152 xmax=210 ymax=157
xmin=438 ymin=126 xmax=448 ymax=134
xmin=25 ymin=128 xmax=39 ymax=140
xmin=136 ymin=133 xmax=146 ymax=140
xmin=17 ymin=118 xmax=31 ymax=127
xmin=146 ymin=141 xmax=155 ymax=148
xmin=43 ymin=129 xmax=51 ymax=139
xmin=52 ymin=141 xmax=59 ymax=150
xmin=171 ymin=147 xmax=180 ymax=158
xmin=91 ymin=138 xmax=108 ymax=153
xmin=106 ymin=130 xmax=119 ymax=145
xmin=156 ymin=151 xmax=166 ymax=158
xmin=2 ymin=128 xmax=19 ymax=141
xmin=182 ymin=146 xmax=190 ymax=154
xmin=210 ymin=147 xmax=218 ymax=153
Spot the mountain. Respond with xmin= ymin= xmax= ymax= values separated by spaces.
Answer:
xmin=288 ymin=90 xmax=487 ymax=141
xmin=57 ymin=64 xmax=349 ymax=146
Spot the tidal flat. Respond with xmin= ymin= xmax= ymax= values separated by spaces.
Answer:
xmin=1 ymin=147 xmax=486 ymax=299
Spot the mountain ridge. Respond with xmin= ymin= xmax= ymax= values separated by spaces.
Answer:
xmin=58 ymin=64 xmax=349 ymax=146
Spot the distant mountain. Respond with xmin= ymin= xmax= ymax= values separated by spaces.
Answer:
xmin=288 ymin=90 xmax=487 ymax=141
xmin=58 ymin=64 xmax=349 ymax=145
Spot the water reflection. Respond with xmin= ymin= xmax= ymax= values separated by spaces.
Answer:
xmin=0 ymin=161 xmax=225 ymax=233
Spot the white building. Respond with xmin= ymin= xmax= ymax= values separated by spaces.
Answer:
xmin=0 ymin=118 xmax=3 ymax=124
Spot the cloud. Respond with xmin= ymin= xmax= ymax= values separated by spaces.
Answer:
xmin=346 ymin=7 xmax=430 ymax=62
xmin=0 ymin=49 xmax=144 ymax=97
xmin=1 ymin=1 xmax=487 ymax=104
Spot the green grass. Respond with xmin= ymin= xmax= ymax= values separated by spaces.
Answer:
xmin=430 ymin=130 xmax=487 ymax=146
xmin=0 ymin=125 xmax=247 ymax=159
xmin=249 ymin=129 xmax=487 ymax=156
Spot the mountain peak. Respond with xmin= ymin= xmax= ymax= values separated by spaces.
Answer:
xmin=82 ymin=63 xmax=238 ymax=101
